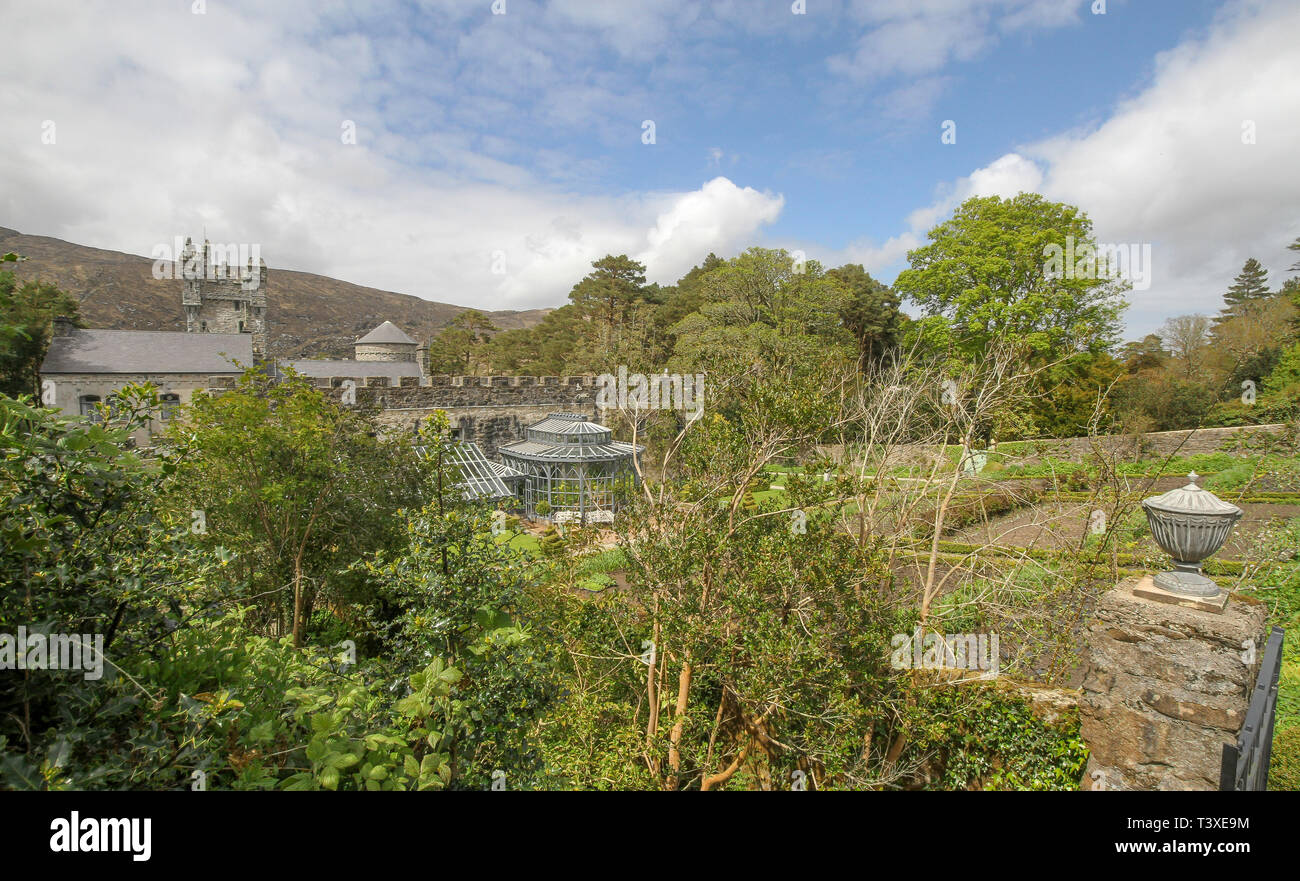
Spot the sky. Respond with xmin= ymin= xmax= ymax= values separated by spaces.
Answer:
xmin=2 ymin=0 xmax=1298 ymax=340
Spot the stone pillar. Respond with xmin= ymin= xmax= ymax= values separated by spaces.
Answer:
xmin=1080 ymin=576 xmax=1267 ymax=790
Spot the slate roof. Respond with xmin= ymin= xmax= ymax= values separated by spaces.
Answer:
xmin=277 ymin=359 xmax=423 ymax=380
xmin=355 ymin=321 xmax=417 ymax=346
xmin=41 ymin=329 xmax=251 ymax=375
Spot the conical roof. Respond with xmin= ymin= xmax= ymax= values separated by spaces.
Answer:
xmin=355 ymin=321 xmax=417 ymax=346
xmin=1142 ymin=472 xmax=1242 ymax=516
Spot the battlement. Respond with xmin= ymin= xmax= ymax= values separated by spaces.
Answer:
xmin=197 ymin=374 xmax=601 ymax=458
xmin=303 ymin=374 xmax=599 ymax=399
xmin=181 ymin=236 xmax=268 ymax=360
xmin=424 ymin=374 xmax=597 ymax=388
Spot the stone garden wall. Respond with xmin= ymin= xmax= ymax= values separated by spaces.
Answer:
xmin=817 ymin=422 xmax=1296 ymax=469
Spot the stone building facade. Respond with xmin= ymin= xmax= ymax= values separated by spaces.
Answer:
xmin=40 ymin=320 xmax=250 ymax=446
xmin=353 ymin=321 xmax=421 ymax=363
xmin=40 ymin=240 xmax=593 ymax=457
xmin=180 ymin=237 xmax=267 ymax=359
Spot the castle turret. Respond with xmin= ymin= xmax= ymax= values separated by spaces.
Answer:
xmin=182 ymin=236 xmax=268 ymax=361
xmin=355 ymin=321 xmax=418 ymax=362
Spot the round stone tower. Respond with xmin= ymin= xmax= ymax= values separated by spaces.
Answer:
xmin=354 ymin=321 xmax=418 ymax=362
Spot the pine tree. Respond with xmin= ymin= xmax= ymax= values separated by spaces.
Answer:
xmin=1288 ymin=236 xmax=1300 ymax=273
xmin=1223 ymin=258 xmax=1270 ymax=308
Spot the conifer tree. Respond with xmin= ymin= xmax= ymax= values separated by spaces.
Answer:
xmin=1223 ymin=257 xmax=1270 ymax=308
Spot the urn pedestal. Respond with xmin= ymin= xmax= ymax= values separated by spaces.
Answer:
xmin=1140 ymin=472 xmax=1242 ymax=610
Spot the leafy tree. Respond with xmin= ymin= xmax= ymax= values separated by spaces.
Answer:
xmin=1159 ymin=314 xmax=1213 ymax=381
xmin=0 ymin=266 xmax=81 ymax=398
xmin=357 ymin=416 xmax=560 ymax=788
xmin=1034 ymin=352 xmax=1123 ymax=437
xmin=427 ymin=309 xmax=497 ymax=374
xmin=827 ymin=263 xmax=903 ymax=369
xmin=1284 ymin=276 xmax=1300 ymax=337
xmin=1263 ymin=341 xmax=1300 ymax=403
xmin=669 ymin=248 xmax=856 ymax=417
xmin=894 ymin=193 xmax=1126 ymax=363
xmin=1208 ymin=294 xmax=1296 ymax=398
xmin=1118 ymin=334 xmax=1168 ymax=372
xmin=162 ymin=366 xmax=424 ymax=646
xmin=568 ymin=255 xmax=648 ymax=364
xmin=0 ymin=386 xmax=226 ymax=786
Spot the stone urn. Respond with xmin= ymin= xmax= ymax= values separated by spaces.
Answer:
xmin=1141 ymin=472 xmax=1243 ymax=597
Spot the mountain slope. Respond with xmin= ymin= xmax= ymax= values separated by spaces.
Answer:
xmin=0 ymin=227 xmax=549 ymax=359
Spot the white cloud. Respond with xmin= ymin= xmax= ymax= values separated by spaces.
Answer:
xmin=831 ymin=0 xmax=1086 ymax=82
xmin=0 ymin=0 xmax=783 ymax=311
xmin=849 ymin=0 xmax=1300 ymax=337
xmin=639 ymin=178 xmax=784 ymax=282
xmin=4 ymin=0 xmax=1297 ymax=343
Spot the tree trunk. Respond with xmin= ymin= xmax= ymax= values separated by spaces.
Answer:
xmin=665 ymin=656 xmax=692 ymax=789
xmin=291 ymin=553 xmax=305 ymax=648
xmin=644 ymin=618 xmax=661 ymax=773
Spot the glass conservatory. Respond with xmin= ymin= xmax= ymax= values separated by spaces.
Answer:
xmin=415 ymin=440 xmax=525 ymax=501
xmin=498 ymin=413 xmax=643 ymax=523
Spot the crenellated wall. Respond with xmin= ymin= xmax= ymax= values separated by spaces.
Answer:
xmin=212 ymin=374 xmax=603 ymax=458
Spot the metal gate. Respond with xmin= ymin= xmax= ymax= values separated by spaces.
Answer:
xmin=1220 ymin=626 xmax=1285 ymax=791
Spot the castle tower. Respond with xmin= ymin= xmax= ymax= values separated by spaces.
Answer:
xmin=182 ymin=236 xmax=268 ymax=361
xmin=354 ymin=321 xmax=418 ymax=362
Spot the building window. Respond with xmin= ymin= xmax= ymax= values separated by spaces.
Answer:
xmin=238 ymin=320 xmax=246 ymax=332
xmin=200 ymin=320 xmax=208 ymax=332
xmin=160 ymin=393 xmax=181 ymax=421
xmin=79 ymin=394 xmax=102 ymax=422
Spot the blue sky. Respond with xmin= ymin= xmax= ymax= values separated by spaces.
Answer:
xmin=3 ymin=0 xmax=1298 ymax=340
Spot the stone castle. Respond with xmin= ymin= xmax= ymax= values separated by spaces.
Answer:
xmin=40 ymin=240 xmax=597 ymax=453
xmin=180 ymin=238 xmax=268 ymax=359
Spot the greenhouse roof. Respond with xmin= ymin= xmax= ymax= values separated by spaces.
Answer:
xmin=528 ymin=413 xmax=611 ymax=435
xmin=415 ymin=441 xmax=523 ymax=500
xmin=498 ymin=438 xmax=643 ymax=463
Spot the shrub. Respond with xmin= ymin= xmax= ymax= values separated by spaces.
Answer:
xmin=1270 ymin=725 xmax=1300 ymax=791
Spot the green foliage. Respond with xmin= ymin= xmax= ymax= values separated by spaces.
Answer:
xmin=0 ymin=391 xmax=231 ymax=788
xmin=1271 ymin=725 xmax=1300 ymax=791
xmin=906 ymin=684 xmax=1088 ymax=790
xmin=0 ymin=267 xmax=81 ymax=398
xmin=1223 ymin=257 xmax=1270 ymax=308
xmin=280 ymin=657 xmax=465 ymax=792
xmin=1239 ymin=515 xmax=1300 ymax=790
xmin=427 ymin=309 xmax=496 ymax=374
xmin=1113 ymin=451 xmax=1239 ymax=477
xmin=161 ymin=365 xmax=425 ymax=644
xmin=826 ymin=263 xmax=903 ymax=369
xmin=0 ymin=386 xmax=520 ymax=791
xmin=894 ymin=193 xmax=1126 ymax=363
xmin=357 ymin=494 xmax=561 ymax=788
